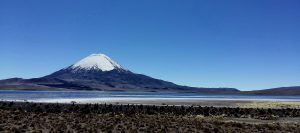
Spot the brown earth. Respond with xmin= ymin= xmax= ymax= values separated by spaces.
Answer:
xmin=1 ymin=102 xmax=300 ymax=132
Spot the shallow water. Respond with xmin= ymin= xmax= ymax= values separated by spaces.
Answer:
xmin=1 ymin=90 xmax=300 ymax=103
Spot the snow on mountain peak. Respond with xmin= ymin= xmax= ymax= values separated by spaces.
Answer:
xmin=71 ymin=54 xmax=125 ymax=71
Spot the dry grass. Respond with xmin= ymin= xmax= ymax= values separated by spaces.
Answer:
xmin=1 ymin=109 xmax=300 ymax=133
xmin=237 ymin=101 xmax=300 ymax=108
xmin=1 ymin=101 xmax=300 ymax=132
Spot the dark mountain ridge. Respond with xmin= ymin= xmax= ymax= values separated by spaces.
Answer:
xmin=245 ymin=86 xmax=300 ymax=95
xmin=0 ymin=54 xmax=298 ymax=95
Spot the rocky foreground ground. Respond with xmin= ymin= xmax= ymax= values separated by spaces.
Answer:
xmin=1 ymin=101 xmax=300 ymax=133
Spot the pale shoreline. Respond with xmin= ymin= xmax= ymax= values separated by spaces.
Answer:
xmin=2 ymin=97 xmax=300 ymax=108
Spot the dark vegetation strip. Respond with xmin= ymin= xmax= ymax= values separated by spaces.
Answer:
xmin=1 ymin=101 xmax=300 ymax=118
xmin=1 ymin=101 xmax=300 ymax=132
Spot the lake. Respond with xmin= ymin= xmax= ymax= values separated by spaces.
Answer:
xmin=1 ymin=90 xmax=300 ymax=103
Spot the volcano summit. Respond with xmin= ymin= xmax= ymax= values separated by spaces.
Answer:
xmin=0 ymin=54 xmax=238 ymax=93
xmin=71 ymin=54 xmax=125 ymax=72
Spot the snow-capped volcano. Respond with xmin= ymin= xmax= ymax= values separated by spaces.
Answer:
xmin=0 ymin=53 xmax=239 ymax=93
xmin=71 ymin=54 xmax=125 ymax=72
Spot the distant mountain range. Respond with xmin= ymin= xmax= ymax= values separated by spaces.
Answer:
xmin=245 ymin=86 xmax=300 ymax=95
xmin=0 ymin=54 xmax=299 ymax=95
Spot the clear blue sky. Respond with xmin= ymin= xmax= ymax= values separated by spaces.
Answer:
xmin=0 ymin=0 xmax=299 ymax=90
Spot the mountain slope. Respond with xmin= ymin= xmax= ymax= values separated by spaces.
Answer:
xmin=0 ymin=53 xmax=239 ymax=93
xmin=246 ymin=86 xmax=300 ymax=95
